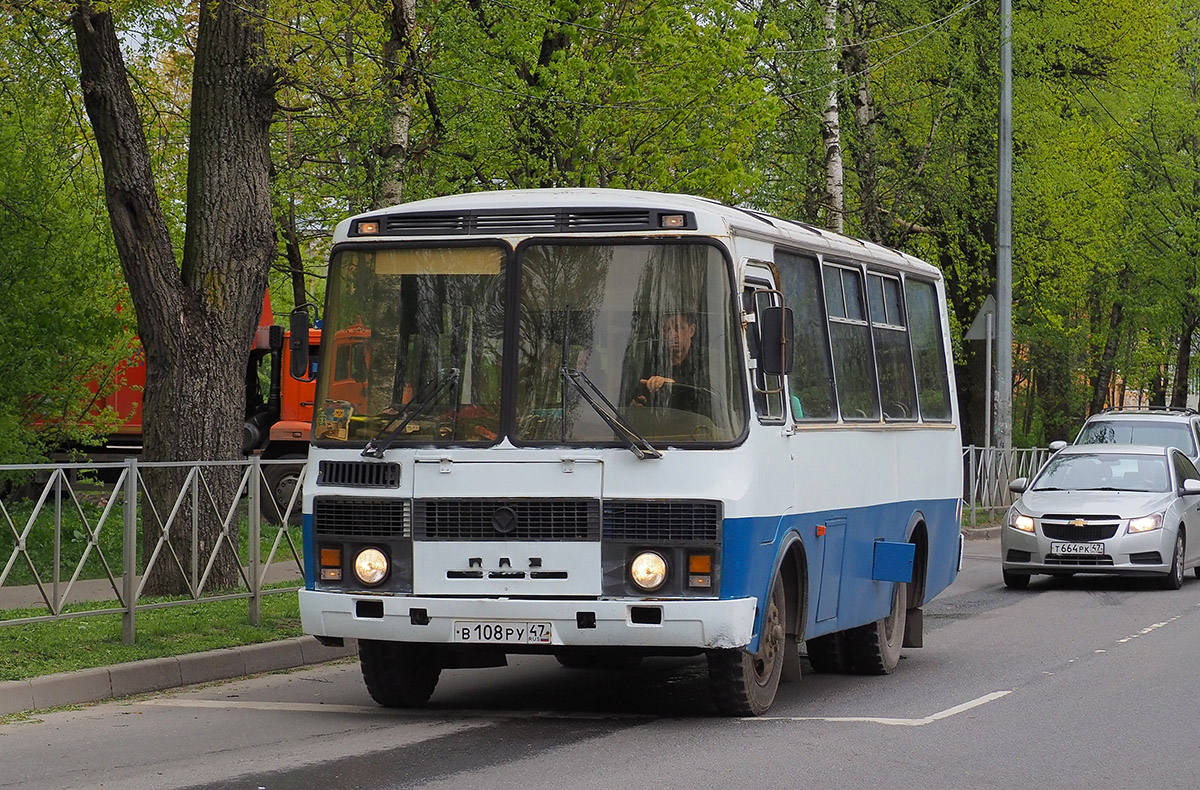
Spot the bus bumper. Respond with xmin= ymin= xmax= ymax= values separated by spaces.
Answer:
xmin=299 ymin=590 xmax=756 ymax=650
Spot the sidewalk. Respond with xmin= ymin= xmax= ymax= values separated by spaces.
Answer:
xmin=0 ymin=565 xmax=357 ymax=717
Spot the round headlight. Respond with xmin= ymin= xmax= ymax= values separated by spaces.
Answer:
xmin=630 ymin=551 xmax=668 ymax=592
xmin=354 ymin=548 xmax=389 ymax=585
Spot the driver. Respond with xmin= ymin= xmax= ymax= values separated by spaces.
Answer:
xmin=629 ymin=312 xmax=711 ymax=415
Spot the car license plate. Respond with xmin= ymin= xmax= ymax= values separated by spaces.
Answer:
xmin=453 ymin=620 xmax=553 ymax=644
xmin=1050 ymin=541 xmax=1104 ymax=556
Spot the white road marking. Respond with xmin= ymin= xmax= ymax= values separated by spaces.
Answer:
xmin=744 ymin=690 xmax=1012 ymax=726
xmin=1116 ymin=614 xmax=1183 ymax=644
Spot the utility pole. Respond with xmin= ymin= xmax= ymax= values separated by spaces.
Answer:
xmin=996 ymin=0 xmax=1013 ymax=450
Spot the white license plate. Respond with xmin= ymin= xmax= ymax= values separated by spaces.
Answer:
xmin=453 ymin=620 xmax=552 ymax=644
xmin=1050 ymin=541 xmax=1105 ymax=556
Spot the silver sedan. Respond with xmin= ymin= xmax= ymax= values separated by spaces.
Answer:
xmin=1002 ymin=444 xmax=1200 ymax=589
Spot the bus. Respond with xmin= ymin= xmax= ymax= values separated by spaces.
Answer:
xmin=293 ymin=189 xmax=963 ymax=716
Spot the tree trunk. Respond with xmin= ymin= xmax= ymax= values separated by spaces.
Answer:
xmin=843 ymin=0 xmax=882 ymax=242
xmin=1089 ymin=265 xmax=1130 ymax=416
xmin=73 ymin=0 xmax=277 ymax=594
xmin=376 ymin=0 xmax=420 ymax=208
xmin=821 ymin=0 xmax=844 ymax=232
xmin=1171 ymin=315 xmax=1196 ymax=408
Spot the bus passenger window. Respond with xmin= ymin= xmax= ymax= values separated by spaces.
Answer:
xmin=868 ymin=272 xmax=916 ymax=421
xmin=824 ymin=263 xmax=879 ymax=421
xmin=905 ymin=279 xmax=952 ymax=420
xmin=774 ymin=251 xmax=835 ymax=420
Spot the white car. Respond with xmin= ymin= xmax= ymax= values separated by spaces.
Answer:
xmin=1002 ymin=444 xmax=1200 ymax=589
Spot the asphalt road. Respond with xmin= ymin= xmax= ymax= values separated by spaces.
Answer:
xmin=5 ymin=537 xmax=1200 ymax=790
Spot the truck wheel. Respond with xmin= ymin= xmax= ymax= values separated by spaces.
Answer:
xmin=708 ymin=575 xmax=786 ymax=716
xmin=261 ymin=455 xmax=305 ymax=526
xmin=845 ymin=581 xmax=907 ymax=675
xmin=359 ymin=640 xmax=442 ymax=707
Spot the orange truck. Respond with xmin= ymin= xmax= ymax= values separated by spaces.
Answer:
xmin=82 ymin=296 xmax=321 ymax=521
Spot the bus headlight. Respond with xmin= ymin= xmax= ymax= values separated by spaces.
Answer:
xmin=353 ymin=548 xmax=389 ymax=586
xmin=630 ymin=551 xmax=667 ymax=592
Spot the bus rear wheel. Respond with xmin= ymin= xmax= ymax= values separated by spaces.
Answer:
xmin=359 ymin=640 xmax=442 ymax=707
xmin=845 ymin=581 xmax=906 ymax=675
xmin=708 ymin=576 xmax=786 ymax=716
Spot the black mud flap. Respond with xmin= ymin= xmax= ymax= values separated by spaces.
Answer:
xmin=903 ymin=607 xmax=923 ymax=648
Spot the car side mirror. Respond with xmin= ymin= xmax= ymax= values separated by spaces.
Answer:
xmin=1008 ymin=477 xmax=1028 ymax=494
xmin=1182 ymin=479 xmax=1200 ymax=495
xmin=1048 ymin=440 xmax=1067 ymax=452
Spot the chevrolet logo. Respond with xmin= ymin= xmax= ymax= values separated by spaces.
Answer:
xmin=1069 ymin=519 xmax=1087 ymax=528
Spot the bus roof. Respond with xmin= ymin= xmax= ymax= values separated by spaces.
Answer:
xmin=334 ymin=188 xmax=939 ymax=278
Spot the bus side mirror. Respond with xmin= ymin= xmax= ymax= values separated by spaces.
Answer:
xmin=759 ymin=306 xmax=794 ymax=376
xmin=289 ymin=306 xmax=315 ymax=381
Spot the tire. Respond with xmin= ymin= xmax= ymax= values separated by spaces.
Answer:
xmin=805 ymin=631 xmax=851 ymax=673
xmin=844 ymin=582 xmax=906 ymax=675
xmin=1159 ymin=533 xmax=1185 ymax=590
xmin=1003 ymin=570 xmax=1031 ymax=590
xmin=708 ymin=575 xmax=786 ymax=716
xmin=261 ymin=455 xmax=305 ymax=526
xmin=358 ymin=640 xmax=442 ymax=708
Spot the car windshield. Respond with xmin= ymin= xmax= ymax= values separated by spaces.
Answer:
xmin=1077 ymin=419 xmax=1197 ymax=456
xmin=1034 ymin=453 xmax=1170 ymax=493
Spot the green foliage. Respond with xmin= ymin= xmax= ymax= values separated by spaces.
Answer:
xmin=0 ymin=17 xmax=133 ymax=463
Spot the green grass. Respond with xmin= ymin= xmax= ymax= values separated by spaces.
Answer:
xmin=0 ymin=588 xmax=304 ymax=682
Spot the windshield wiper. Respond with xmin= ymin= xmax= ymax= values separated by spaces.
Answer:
xmin=561 ymin=367 xmax=661 ymax=460
xmin=362 ymin=368 xmax=460 ymax=458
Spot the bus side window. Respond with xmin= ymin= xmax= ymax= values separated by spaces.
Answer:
xmin=904 ymin=279 xmax=952 ymax=420
xmin=774 ymin=250 xmax=836 ymax=420
xmin=743 ymin=283 xmax=785 ymax=422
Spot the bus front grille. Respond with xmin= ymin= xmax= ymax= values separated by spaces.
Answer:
xmin=313 ymin=497 xmax=411 ymax=538
xmin=602 ymin=500 xmax=722 ymax=543
xmin=415 ymin=499 xmax=600 ymax=541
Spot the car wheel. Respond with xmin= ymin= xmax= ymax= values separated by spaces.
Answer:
xmin=1159 ymin=533 xmax=1185 ymax=591
xmin=1003 ymin=570 xmax=1031 ymax=589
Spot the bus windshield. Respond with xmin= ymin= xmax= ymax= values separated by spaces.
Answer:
xmin=314 ymin=245 xmax=506 ymax=445
xmin=313 ymin=240 xmax=745 ymax=446
xmin=516 ymin=241 xmax=745 ymax=444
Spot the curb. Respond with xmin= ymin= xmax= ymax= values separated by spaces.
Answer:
xmin=0 ymin=636 xmax=358 ymax=717
xmin=963 ymin=525 xmax=1001 ymax=540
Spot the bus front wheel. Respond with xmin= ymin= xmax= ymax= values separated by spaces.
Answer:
xmin=359 ymin=639 xmax=442 ymax=707
xmin=845 ymin=581 xmax=907 ymax=675
xmin=708 ymin=576 xmax=786 ymax=716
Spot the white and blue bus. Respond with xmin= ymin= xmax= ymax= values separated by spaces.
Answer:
xmin=293 ymin=189 xmax=962 ymax=716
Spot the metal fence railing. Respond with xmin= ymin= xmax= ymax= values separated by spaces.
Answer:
xmin=0 ymin=456 xmax=305 ymax=644
xmin=962 ymin=445 xmax=1052 ymax=528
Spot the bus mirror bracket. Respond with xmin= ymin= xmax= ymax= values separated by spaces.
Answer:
xmin=289 ymin=305 xmax=317 ymax=382
xmin=759 ymin=306 xmax=794 ymax=376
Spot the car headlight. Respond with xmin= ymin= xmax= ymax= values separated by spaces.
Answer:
xmin=353 ymin=547 xmax=389 ymax=585
xmin=630 ymin=551 xmax=668 ymax=592
xmin=1010 ymin=512 xmax=1035 ymax=532
xmin=1127 ymin=513 xmax=1164 ymax=533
